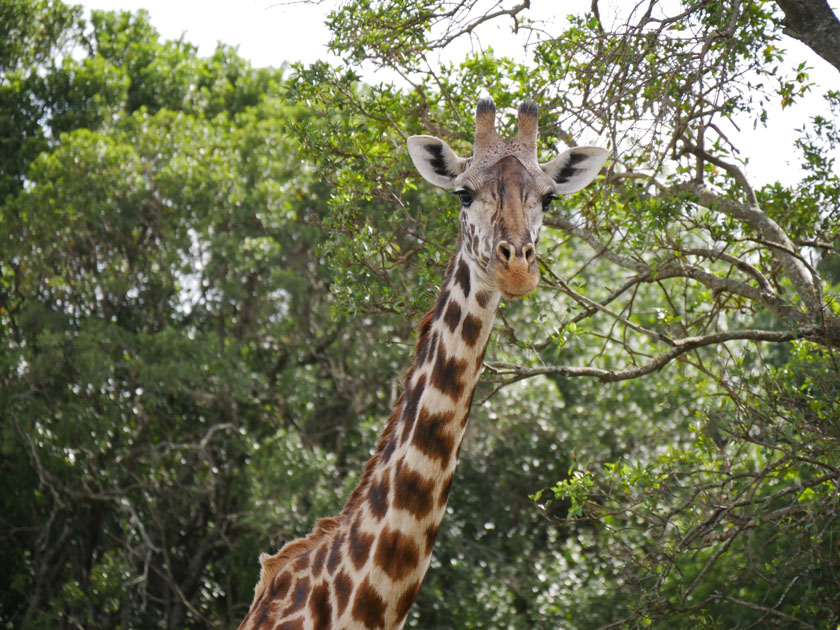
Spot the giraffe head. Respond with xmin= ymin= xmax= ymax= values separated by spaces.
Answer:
xmin=407 ymin=98 xmax=608 ymax=298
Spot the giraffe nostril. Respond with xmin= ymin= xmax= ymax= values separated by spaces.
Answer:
xmin=496 ymin=241 xmax=513 ymax=262
xmin=523 ymin=243 xmax=536 ymax=264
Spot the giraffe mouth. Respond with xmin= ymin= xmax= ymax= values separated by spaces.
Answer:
xmin=498 ymin=284 xmax=539 ymax=300
xmin=501 ymin=288 xmax=535 ymax=299
xmin=490 ymin=266 xmax=540 ymax=299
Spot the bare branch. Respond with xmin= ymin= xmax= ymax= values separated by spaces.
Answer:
xmin=486 ymin=329 xmax=802 ymax=384
xmin=682 ymin=142 xmax=757 ymax=206
xmin=433 ymin=0 xmax=531 ymax=50
xmin=543 ymin=273 xmax=675 ymax=347
xmin=545 ymin=211 xmax=813 ymax=330
xmin=677 ymin=247 xmax=773 ymax=294
xmin=652 ymin=260 xmax=808 ymax=326
xmin=544 ymin=212 xmax=649 ymax=273
xmin=682 ymin=181 xmax=822 ymax=314
xmin=715 ymin=593 xmax=816 ymax=629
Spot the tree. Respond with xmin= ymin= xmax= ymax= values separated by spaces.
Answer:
xmin=3 ymin=1 xmax=838 ymax=629
xmin=1 ymin=5 xmax=405 ymax=628
xmin=284 ymin=0 xmax=840 ymax=626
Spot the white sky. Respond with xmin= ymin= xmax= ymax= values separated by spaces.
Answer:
xmin=78 ymin=1 xmax=337 ymax=67
xmin=78 ymin=0 xmax=839 ymax=186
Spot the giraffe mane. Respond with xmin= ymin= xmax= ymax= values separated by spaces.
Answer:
xmin=340 ymin=407 xmax=401 ymax=518
xmin=255 ymin=515 xmax=340 ymax=595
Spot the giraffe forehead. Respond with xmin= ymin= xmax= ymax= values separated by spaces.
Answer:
xmin=463 ymin=154 xmax=549 ymax=199
xmin=489 ymin=154 xmax=536 ymax=192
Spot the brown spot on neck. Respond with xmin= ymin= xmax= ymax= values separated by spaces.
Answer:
xmin=373 ymin=527 xmax=420 ymax=581
xmin=309 ymin=582 xmax=332 ymax=630
xmin=411 ymin=408 xmax=456 ymax=469
xmin=430 ymin=344 xmax=468 ymax=402
xmin=395 ymin=581 xmax=423 ymax=626
xmin=351 ymin=577 xmax=386 ymax=629
xmin=393 ymin=467 xmax=435 ymax=519
xmin=461 ymin=312 xmax=483 ymax=347
xmin=367 ymin=468 xmax=390 ymax=521
xmin=282 ymin=576 xmax=310 ymax=617
xmin=348 ymin=518 xmax=374 ymax=570
xmin=333 ymin=569 xmax=352 ymax=616
xmin=454 ymin=257 xmax=471 ymax=298
xmin=443 ymin=301 xmax=462 ymax=333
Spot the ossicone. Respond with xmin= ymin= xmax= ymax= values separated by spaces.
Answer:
xmin=474 ymin=96 xmax=499 ymax=153
xmin=514 ymin=100 xmax=539 ymax=149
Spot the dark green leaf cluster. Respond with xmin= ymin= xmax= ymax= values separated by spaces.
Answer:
xmin=0 ymin=4 xmax=402 ymax=628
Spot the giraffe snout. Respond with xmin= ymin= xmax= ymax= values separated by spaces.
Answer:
xmin=489 ymin=238 xmax=540 ymax=298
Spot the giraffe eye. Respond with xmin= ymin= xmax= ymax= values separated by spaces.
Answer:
xmin=453 ymin=189 xmax=474 ymax=208
xmin=541 ymin=194 xmax=558 ymax=212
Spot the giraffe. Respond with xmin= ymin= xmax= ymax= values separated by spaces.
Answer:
xmin=238 ymin=97 xmax=608 ymax=630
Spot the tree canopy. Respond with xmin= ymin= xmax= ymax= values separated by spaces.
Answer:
xmin=1 ymin=1 xmax=838 ymax=629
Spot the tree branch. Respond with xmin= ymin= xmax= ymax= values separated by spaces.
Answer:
xmin=775 ymin=0 xmax=840 ymax=75
xmin=716 ymin=593 xmax=816 ymax=629
xmin=544 ymin=273 xmax=675 ymax=347
xmin=680 ymin=181 xmax=822 ymax=315
xmin=486 ymin=329 xmax=802 ymax=384
xmin=545 ymin=211 xmax=810 ymax=328
xmin=544 ymin=212 xmax=649 ymax=273
xmin=677 ymin=247 xmax=773 ymax=294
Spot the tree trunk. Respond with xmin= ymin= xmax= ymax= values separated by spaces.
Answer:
xmin=775 ymin=0 xmax=840 ymax=74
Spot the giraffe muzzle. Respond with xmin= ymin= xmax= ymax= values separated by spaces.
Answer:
xmin=489 ymin=239 xmax=540 ymax=298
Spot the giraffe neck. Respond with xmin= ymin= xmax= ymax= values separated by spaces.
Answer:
xmin=239 ymin=252 xmax=500 ymax=630
xmin=335 ymin=251 xmax=499 ymax=628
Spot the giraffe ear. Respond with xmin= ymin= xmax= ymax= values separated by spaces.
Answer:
xmin=541 ymin=147 xmax=609 ymax=194
xmin=407 ymin=135 xmax=469 ymax=189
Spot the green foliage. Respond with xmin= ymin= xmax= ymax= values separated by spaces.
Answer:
xmin=0 ymin=0 xmax=83 ymax=199
xmin=3 ymin=1 xmax=839 ymax=629
xmin=560 ymin=342 xmax=840 ymax=628
xmin=0 ymin=4 xmax=396 ymax=628
xmin=0 ymin=0 xmax=83 ymax=73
